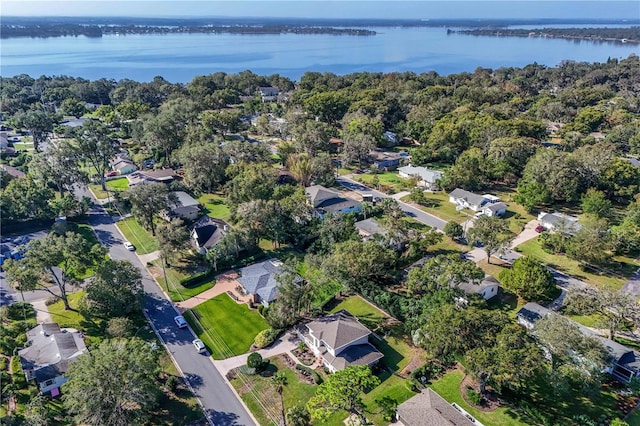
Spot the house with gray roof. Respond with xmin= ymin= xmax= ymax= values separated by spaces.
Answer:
xmin=517 ymin=302 xmax=640 ymax=383
xmin=168 ymin=191 xmax=201 ymax=221
xmin=448 ymin=189 xmax=499 ymax=212
xmin=237 ymin=259 xmax=285 ymax=307
xmin=479 ymin=202 xmax=507 ymax=217
xmin=298 ymin=310 xmax=383 ymax=373
xmin=18 ymin=323 xmax=88 ymax=395
xmin=396 ymin=388 xmax=478 ymax=425
xmin=355 ymin=218 xmax=387 ymax=240
xmin=398 ymin=165 xmax=443 ymax=190
xmin=305 ymin=185 xmax=361 ymax=218
xmin=537 ymin=212 xmax=582 ymax=235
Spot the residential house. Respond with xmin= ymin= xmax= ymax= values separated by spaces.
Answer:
xmin=167 ymin=191 xmax=201 ymax=221
xmin=457 ymin=275 xmax=501 ymax=301
xmin=298 ymin=310 xmax=384 ymax=373
xmin=396 ymin=388 xmax=478 ymax=426
xmin=258 ymin=86 xmax=279 ymax=102
xmin=383 ymin=131 xmax=398 ymax=146
xmin=111 ymin=157 xmax=138 ymax=175
xmin=191 ymin=216 xmax=230 ymax=255
xmin=236 ymin=259 xmax=285 ymax=306
xmin=18 ymin=323 xmax=88 ymax=395
xmin=448 ymin=188 xmax=500 ymax=212
xmin=517 ymin=303 xmax=640 ymax=383
xmin=397 ymin=165 xmax=443 ymax=190
xmin=537 ymin=212 xmax=582 ymax=235
xmin=354 ymin=218 xmax=387 ymax=240
xmin=305 ymin=185 xmax=361 ymax=217
xmin=369 ymin=150 xmax=408 ymax=170
xmin=479 ymin=202 xmax=507 ymax=217
xmin=59 ymin=117 xmax=87 ymax=128
xmin=127 ymin=168 xmax=177 ymax=186
xmin=627 ymin=157 xmax=640 ymax=168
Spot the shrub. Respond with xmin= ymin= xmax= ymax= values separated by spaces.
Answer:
xmin=180 ymin=268 xmax=213 ymax=287
xmin=239 ymin=365 xmax=256 ymax=375
xmin=254 ymin=328 xmax=280 ymax=349
xmin=466 ymin=388 xmax=483 ymax=406
xmin=295 ymin=364 xmax=323 ymax=384
xmin=247 ymin=352 xmax=263 ymax=369
xmin=106 ymin=317 xmax=134 ymax=338
xmin=6 ymin=302 xmax=35 ymax=320
xmin=44 ymin=297 xmax=59 ymax=306
xmin=165 ymin=375 xmax=180 ymax=392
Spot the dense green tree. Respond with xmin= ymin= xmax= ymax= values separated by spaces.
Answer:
xmin=201 ymin=108 xmax=243 ymax=136
xmin=499 ymin=256 xmax=557 ymax=302
xmin=581 ymin=188 xmax=611 ymax=218
xmin=74 ymin=120 xmax=119 ymax=191
xmin=415 ymin=304 xmax=509 ymax=357
xmin=466 ymin=216 xmax=514 ymax=264
xmin=60 ymin=97 xmax=86 ymax=117
xmin=29 ymin=140 xmax=87 ymax=197
xmin=141 ymin=98 xmax=197 ymax=163
xmin=288 ymin=153 xmax=314 ymax=187
xmin=127 ymin=183 xmax=177 ymax=236
xmin=6 ymin=231 xmax=105 ymax=310
xmin=84 ymin=260 xmax=144 ymax=318
xmin=486 ymin=137 xmax=540 ymax=180
xmin=312 ymin=213 xmax=357 ymax=254
xmin=286 ymin=405 xmax=311 ymax=426
xmin=15 ymin=109 xmax=55 ymax=152
xmin=307 ymin=366 xmax=380 ymax=423
xmin=291 ymin=120 xmax=335 ymax=155
xmin=439 ymin=147 xmax=488 ymax=191
xmin=177 ymin=142 xmax=228 ymax=193
xmin=599 ymin=158 xmax=640 ymax=202
xmin=514 ymin=180 xmax=552 ymax=212
xmin=63 ymin=338 xmax=161 ymax=426
xmin=226 ymin=163 xmax=277 ymax=213
xmin=406 ymin=254 xmax=484 ymax=296
xmin=566 ymin=218 xmax=611 ymax=266
xmin=156 ymin=218 xmax=189 ymax=266
xmin=444 ymin=220 xmax=464 ymax=240
xmin=565 ymin=287 xmax=640 ymax=340
xmin=303 ymin=91 xmax=350 ymax=124
xmin=467 ymin=324 xmax=546 ymax=395
xmin=0 ymin=176 xmax=54 ymax=223
xmin=520 ymin=149 xmax=582 ymax=203
xmin=341 ymin=132 xmax=375 ymax=168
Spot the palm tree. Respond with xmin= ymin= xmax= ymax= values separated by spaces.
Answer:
xmin=272 ymin=371 xmax=288 ymax=425
xmin=361 ymin=201 xmax=373 ymax=219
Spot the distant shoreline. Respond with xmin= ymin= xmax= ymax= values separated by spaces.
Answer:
xmin=2 ymin=16 xmax=640 ymax=39
xmin=451 ymin=27 xmax=640 ymax=45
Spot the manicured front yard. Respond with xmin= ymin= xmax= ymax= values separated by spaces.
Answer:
xmin=352 ymin=171 xmax=411 ymax=194
xmin=89 ymin=177 xmax=129 ymax=199
xmin=197 ymin=193 xmax=231 ymax=221
xmin=402 ymin=191 xmax=469 ymax=223
xmin=150 ymin=259 xmax=215 ymax=302
xmin=185 ymin=293 xmax=268 ymax=359
xmin=516 ymin=237 xmax=634 ymax=290
xmin=429 ymin=370 xmax=530 ymax=426
xmin=116 ymin=217 xmax=159 ymax=254
xmin=230 ymin=356 xmax=317 ymax=426
xmin=362 ymin=374 xmax=416 ymax=426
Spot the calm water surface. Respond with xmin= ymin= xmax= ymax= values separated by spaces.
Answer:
xmin=1 ymin=27 xmax=638 ymax=82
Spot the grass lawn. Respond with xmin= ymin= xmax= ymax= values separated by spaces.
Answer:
xmin=197 ymin=193 xmax=231 ymax=221
xmin=150 ymin=259 xmax=215 ymax=302
xmin=89 ymin=177 xmax=129 ymax=199
xmin=13 ymin=142 xmax=34 ymax=151
xmin=565 ymin=313 xmax=603 ymax=327
xmin=68 ymin=223 xmax=107 ymax=279
xmin=185 ymin=293 xmax=268 ymax=359
xmin=328 ymin=295 xmax=389 ymax=330
xmin=429 ymin=370 xmax=530 ymax=426
xmin=48 ymin=291 xmax=108 ymax=348
xmin=363 ymin=374 xmax=416 ymax=426
xmin=403 ymin=191 xmax=469 ymax=223
xmin=516 ymin=237 xmax=635 ymax=291
xmin=353 ymin=171 xmax=411 ymax=194
xmin=476 ymin=258 xmax=511 ymax=280
xmin=230 ymin=356 xmax=317 ymax=426
xmin=116 ymin=217 xmax=159 ymax=254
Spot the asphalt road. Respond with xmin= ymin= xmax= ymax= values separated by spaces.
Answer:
xmin=77 ymin=187 xmax=256 ymax=426
xmin=336 ymin=176 xmax=447 ymax=230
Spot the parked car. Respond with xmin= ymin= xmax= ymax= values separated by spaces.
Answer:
xmin=193 ymin=339 xmax=206 ymax=353
xmin=174 ymin=315 xmax=188 ymax=329
xmin=474 ymin=212 xmax=485 ymax=219
xmin=535 ymin=225 xmax=545 ymax=233
xmin=123 ymin=241 xmax=135 ymax=251
xmin=106 ymin=171 xmax=118 ymax=177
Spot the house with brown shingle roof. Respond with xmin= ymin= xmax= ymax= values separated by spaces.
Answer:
xmin=297 ymin=310 xmax=383 ymax=373
xmin=396 ymin=388 xmax=478 ymax=425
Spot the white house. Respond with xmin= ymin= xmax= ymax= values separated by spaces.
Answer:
xmin=457 ymin=275 xmax=501 ymax=301
xmin=298 ymin=310 xmax=384 ymax=373
xmin=537 ymin=212 xmax=582 ymax=235
xmin=448 ymin=188 xmax=500 ymax=212
xmin=397 ymin=165 xmax=443 ymax=190
xmin=305 ymin=185 xmax=361 ymax=218
xmin=19 ymin=323 xmax=88 ymax=395
xmin=480 ymin=202 xmax=507 ymax=217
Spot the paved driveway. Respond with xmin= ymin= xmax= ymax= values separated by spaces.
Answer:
xmin=336 ymin=176 xmax=447 ymax=230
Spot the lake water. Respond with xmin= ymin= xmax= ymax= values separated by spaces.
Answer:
xmin=1 ymin=26 xmax=638 ymax=82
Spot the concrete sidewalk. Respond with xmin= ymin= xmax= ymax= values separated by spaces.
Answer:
xmin=212 ymin=332 xmax=300 ymax=375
